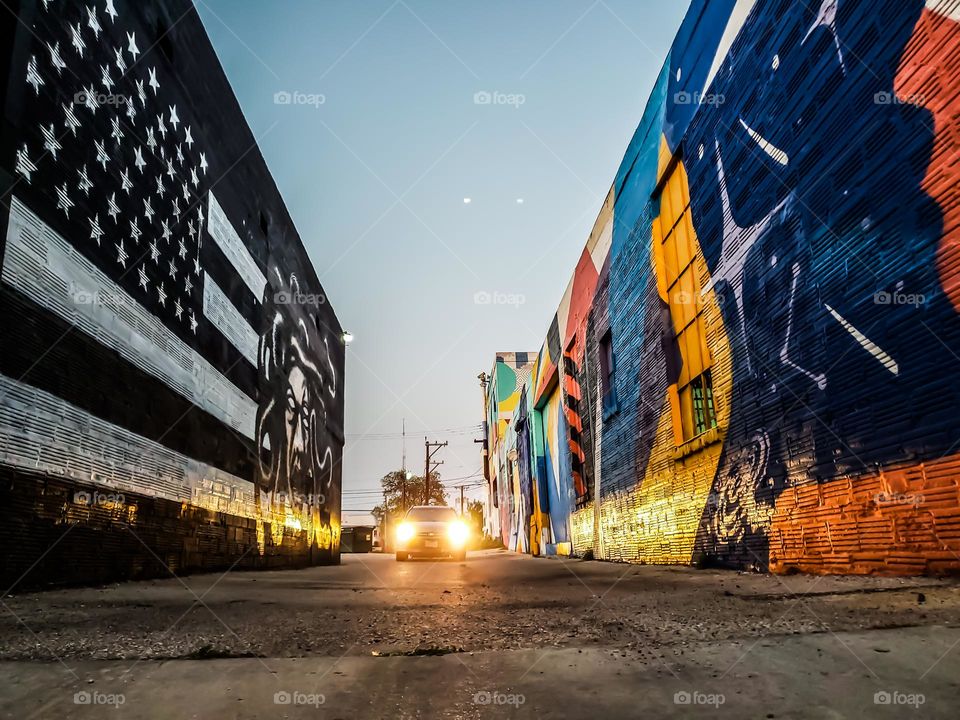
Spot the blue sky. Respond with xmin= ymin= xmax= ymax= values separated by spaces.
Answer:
xmin=194 ymin=0 xmax=691 ymax=523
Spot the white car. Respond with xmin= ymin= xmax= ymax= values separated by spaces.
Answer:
xmin=394 ymin=505 xmax=469 ymax=561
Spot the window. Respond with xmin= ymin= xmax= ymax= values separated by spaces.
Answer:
xmin=600 ymin=330 xmax=617 ymax=416
xmin=654 ymin=160 xmax=718 ymax=444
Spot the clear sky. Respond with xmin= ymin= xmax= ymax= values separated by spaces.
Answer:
xmin=194 ymin=0 xmax=691 ymax=524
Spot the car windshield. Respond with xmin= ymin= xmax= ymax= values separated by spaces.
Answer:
xmin=405 ymin=507 xmax=457 ymax=522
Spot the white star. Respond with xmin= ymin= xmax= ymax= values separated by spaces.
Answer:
xmin=189 ymin=310 xmax=198 ymax=333
xmin=176 ymin=144 xmax=184 ymax=165
xmin=172 ymin=198 xmax=181 ymax=220
xmin=14 ymin=144 xmax=38 ymax=182
xmin=184 ymin=275 xmax=193 ymax=294
xmin=56 ymin=184 xmax=74 ymax=217
xmin=116 ymin=239 xmax=128 ymax=268
xmin=146 ymin=126 xmax=157 ymax=151
xmin=143 ymin=197 xmax=154 ymax=221
xmin=197 ymin=204 xmax=204 ymax=225
xmin=184 ymin=126 xmax=194 ymax=148
xmin=129 ymin=218 xmax=141 ymax=242
xmin=126 ymin=32 xmax=140 ymax=60
xmin=105 ymin=0 xmax=118 ymax=23
xmin=26 ymin=56 xmax=44 ymax=94
xmin=77 ymin=165 xmax=93 ymax=195
xmin=87 ymin=6 xmax=102 ymax=39
xmin=136 ymin=78 xmax=146 ymax=107
xmin=188 ymin=220 xmax=196 ymax=239
xmin=193 ymin=255 xmax=201 ymax=276
xmin=138 ymin=265 xmax=149 ymax=290
xmin=161 ymin=219 xmax=172 ymax=242
xmin=168 ymin=258 xmax=177 ymax=278
xmin=111 ymin=115 xmax=123 ymax=142
xmin=157 ymin=282 xmax=167 ymax=307
xmin=95 ymin=138 xmax=109 ymax=169
xmin=149 ymin=238 xmax=160 ymax=262
xmin=199 ymin=152 xmax=208 ymax=174
xmin=190 ymin=167 xmax=199 ymax=188
xmin=169 ymin=105 xmax=180 ymax=130
xmin=40 ymin=124 xmax=61 ymax=160
xmin=120 ymin=167 xmax=133 ymax=194
xmin=71 ymin=23 xmax=86 ymax=57
xmin=100 ymin=64 xmax=113 ymax=90
xmin=157 ymin=114 xmax=167 ymax=139
xmin=133 ymin=145 xmax=146 ymax=173
xmin=148 ymin=67 xmax=160 ymax=94
xmin=63 ymin=102 xmax=81 ymax=135
xmin=106 ymin=192 xmax=120 ymax=221
xmin=41 ymin=0 xmax=51 ymax=10
xmin=126 ymin=97 xmax=136 ymax=121
xmin=47 ymin=42 xmax=66 ymax=74
xmin=156 ymin=175 xmax=166 ymax=198
xmin=114 ymin=46 xmax=126 ymax=73
xmin=83 ymin=85 xmax=99 ymax=112
xmin=165 ymin=158 xmax=175 ymax=179
xmin=178 ymin=237 xmax=188 ymax=259
xmin=89 ymin=214 xmax=104 ymax=244
xmin=174 ymin=299 xmax=184 ymax=320
xmin=182 ymin=181 xmax=190 ymax=202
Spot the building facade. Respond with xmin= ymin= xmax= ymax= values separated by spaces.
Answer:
xmin=482 ymin=0 xmax=960 ymax=575
xmin=0 ymin=0 xmax=344 ymax=588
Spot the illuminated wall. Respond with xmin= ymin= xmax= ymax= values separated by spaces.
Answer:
xmin=483 ymin=0 xmax=960 ymax=575
xmin=0 ymin=0 xmax=344 ymax=588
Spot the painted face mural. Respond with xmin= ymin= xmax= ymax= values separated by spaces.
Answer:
xmin=682 ymin=0 xmax=960 ymax=563
xmin=256 ymin=268 xmax=338 ymax=509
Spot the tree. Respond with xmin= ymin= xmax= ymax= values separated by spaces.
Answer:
xmin=465 ymin=499 xmax=484 ymax=533
xmin=371 ymin=469 xmax=448 ymax=525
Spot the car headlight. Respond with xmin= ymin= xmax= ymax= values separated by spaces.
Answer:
xmin=396 ymin=523 xmax=415 ymax=543
xmin=447 ymin=521 xmax=469 ymax=546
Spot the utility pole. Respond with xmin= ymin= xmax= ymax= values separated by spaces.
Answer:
xmin=459 ymin=485 xmax=465 ymax=516
xmin=423 ymin=438 xmax=447 ymax=505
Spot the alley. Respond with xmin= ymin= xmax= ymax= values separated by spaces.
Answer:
xmin=2 ymin=551 xmax=960 ymax=717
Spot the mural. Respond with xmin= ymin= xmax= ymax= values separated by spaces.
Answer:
xmin=0 ymin=0 xmax=343 ymax=588
xmin=482 ymin=0 xmax=960 ymax=574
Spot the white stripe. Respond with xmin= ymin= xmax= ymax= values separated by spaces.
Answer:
xmin=206 ymin=192 xmax=267 ymax=300
xmin=825 ymin=303 xmax=899 ymax=376
xmin=0 ymin=373 xmax=258 ymax=517
xmin=202 ymin=274 xmax=259 ymax=365
xmin=2 ymin=195 xmax=256 ymax=438
xmin=739 ymin=118 xmax=789 ymax=166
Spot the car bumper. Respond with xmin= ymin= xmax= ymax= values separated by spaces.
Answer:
xmin=397 ymin=537 xmax=464 ymax=557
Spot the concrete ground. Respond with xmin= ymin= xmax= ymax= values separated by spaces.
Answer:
xmin=1 ymin=550 xmax=959 ymax=718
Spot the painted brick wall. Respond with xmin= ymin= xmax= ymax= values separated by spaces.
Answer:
xmin=0 ymin=0 xmax=343 ymax=589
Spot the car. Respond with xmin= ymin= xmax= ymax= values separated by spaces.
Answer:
xmin=394 ymin=505 xmax=469 ymax=561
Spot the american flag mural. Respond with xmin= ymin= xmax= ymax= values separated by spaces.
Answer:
xmin=0 ymin=0 xmax=344 ymax=587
